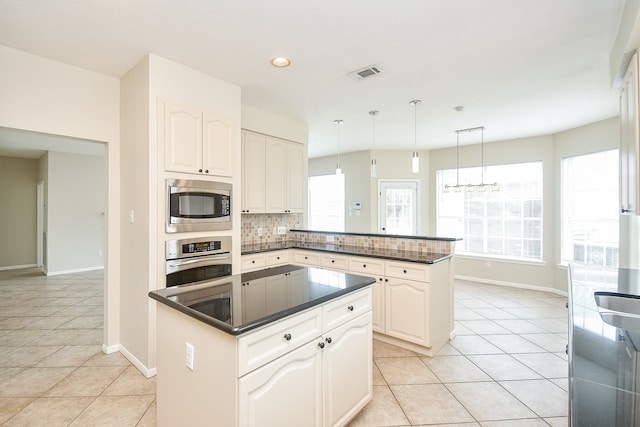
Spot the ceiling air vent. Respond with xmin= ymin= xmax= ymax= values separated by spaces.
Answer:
xmin=348 ymin=65 xmax=383 ymax=81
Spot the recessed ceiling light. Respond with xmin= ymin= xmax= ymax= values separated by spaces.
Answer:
xmin=271 ymin=57 xmax=291 ymax=67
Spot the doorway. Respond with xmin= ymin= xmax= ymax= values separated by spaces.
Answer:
xmin=378 ymin=180 xmax=419 ymax=235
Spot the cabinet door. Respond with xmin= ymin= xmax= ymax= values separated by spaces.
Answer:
xmin=239 ymin=339 xmax=323 ymax=427
xmin=202 ymin=112 xmax=233 ymax=177
xmin=621 ymin=52 xmax=640 ymax=214
xmin=287 ymin=142 xmax=306 ymax=213
xmin=323 ymin=312 xmax=373 ymax=427
xmin=385 ymin=277 xmax=429 ymax=347
xmin=242 ymin=131 xmax=266 ymax=213
xmin=266 ymin=137 xmax=287 ymax=213
xmin=164 ymin=101 xmax=203 ymax=174
xmin=241 ymin=278 xmax=267 ymax=323
xmin=371 ymin=277 xmax=385 ymax=333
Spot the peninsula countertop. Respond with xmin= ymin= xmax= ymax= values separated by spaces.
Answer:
xmin=241 ymin=241 xmax=453 ymax=264
xmin=149 ymin=264 xmax=376 ymax=336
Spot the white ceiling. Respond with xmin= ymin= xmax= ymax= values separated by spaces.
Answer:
xmin=0 ymin=0 xmax=625 ymax=158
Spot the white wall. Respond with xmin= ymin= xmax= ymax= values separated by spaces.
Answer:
xmin=0 ymin=45 xmax=121 ymax=350
xmin=241 ymin=105 xmax=308 ymax=144
xmin=46 ymin=151 xmax=106 ymax=274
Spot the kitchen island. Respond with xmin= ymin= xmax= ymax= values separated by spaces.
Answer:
xmin=241 ymin=233 xmax=456 ymax=356
xmin=150 ymin=265 xmax=376 ymax=427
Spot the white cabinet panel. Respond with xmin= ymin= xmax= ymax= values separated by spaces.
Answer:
xmin=239 ymin=339 xmax=323 ymax=427
xmin=241 ymin=131 xmax=266 ymax=213
xmin=385 ymin=278 xmax=429 ymax=347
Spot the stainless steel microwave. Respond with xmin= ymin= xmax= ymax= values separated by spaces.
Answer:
xmin=166 ymin=178 xmax=232 ymax=233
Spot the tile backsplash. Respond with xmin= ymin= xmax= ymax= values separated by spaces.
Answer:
xmin=241 ymin=213 xmax=455 ymax=255
xmin=241 ymin=213 xmax=304 ymax=244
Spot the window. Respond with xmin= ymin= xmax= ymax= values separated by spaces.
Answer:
xmin=562 ymin=149 xmax=619 ymax=267
xmin=308 ymin=174 xmax=345 ymax=232
xmin=437 ymin=162 xmax=543 ymax=261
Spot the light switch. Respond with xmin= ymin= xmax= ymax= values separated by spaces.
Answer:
xmin=186 ymin=342 xmax=194 ymax=370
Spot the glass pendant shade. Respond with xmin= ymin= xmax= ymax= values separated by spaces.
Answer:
xmin=336 ymin=164 xmax=342 ymax=175
xmin=412 ymin=152 xmax=419 ymax=173
xmin=371 ymin=159 xmax=377 ymax=177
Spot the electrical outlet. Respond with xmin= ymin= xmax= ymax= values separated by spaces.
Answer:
xmin=97 ymin=250 xmax=103 ymax=257
xmin=129 ymin=210 xmax=135 ymax=223
xmin=186 ymin=342 xmax=194 ymax=371
xmin=277 ymin=226 xmax=286 ymax=235
xmin=257 ymin=227 xmax=263 ymax=236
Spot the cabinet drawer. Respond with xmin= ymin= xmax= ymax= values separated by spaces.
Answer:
xmin=293 ymin=250 xmax=321 ymax=266
xmin=238 ymin=307 xmax=322 ymax=377
xmin=241 ymin=254 xmax=266 ymax=272
xmin=323 ymin=288 xmax=372 ymax=332
xmin=348 ymin=256 xmax=385 ymax=275
xmin=266 ymin=250 xmax=290 ymax=267
xmin=385 ymin=260 xmax=429 ymax=282
xmin=321 ymin=254 xmax=349 ymax=271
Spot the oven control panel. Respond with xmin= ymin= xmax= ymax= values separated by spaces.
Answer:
xmin=166 ymin=236 xmax=232 ymax=260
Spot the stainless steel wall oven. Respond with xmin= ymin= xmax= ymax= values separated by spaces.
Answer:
xmin=165 ymin=236 xmax=232 ymax=287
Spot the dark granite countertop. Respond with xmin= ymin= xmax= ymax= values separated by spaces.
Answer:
xmin=241 ymin=242 xmax=453 ymax=264
xmin=149 ymin=265 xmax=376 ymax=336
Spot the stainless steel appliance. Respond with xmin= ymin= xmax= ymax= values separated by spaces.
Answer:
xmin=165 ymin=236 xmax=232 ymax=287
xmin=166 ymin=178 xmax=232 ymax=233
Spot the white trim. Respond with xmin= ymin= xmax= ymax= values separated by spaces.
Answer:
xmin=455 ymin=253 xmax=546 ymax=267
xmin=103 ymin=343 xmax=157 ymax=378
xmin=0 ymin=264 xmax=38 ymax=271
xmin=455 ymin=274 xmax=568 ymax=297
xmin=46 ymin=266 xmax=105 ymax=276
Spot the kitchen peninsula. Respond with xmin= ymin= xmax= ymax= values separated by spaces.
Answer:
xmin=241 ymin=229 xmax=459 ymax=356
xmin=150 ymin=265 xmax=376 ymax=427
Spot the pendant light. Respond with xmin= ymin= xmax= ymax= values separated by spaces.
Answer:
xmin=409 ymin=100 xmax=421 ymax=173
xmin=334 ymin=119 xmax=343 ymax=175
xmin=444 ymin=126 xmax=499 ymax=192
xmin=369 ymin=110 xmax=379 ymax=178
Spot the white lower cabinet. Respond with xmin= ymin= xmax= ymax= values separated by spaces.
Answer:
xmin=385 ymin=277 xmax=429 ymax=346
xmin=239 ymin=339 xmax=323 ymax=427
xmin=239 ymin=311 xmax=372 ymax=427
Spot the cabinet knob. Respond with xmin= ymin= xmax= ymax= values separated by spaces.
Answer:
xmin=385 ymin=278 xmax=389 ymax=282
xmin=347 ymin=305 xmax=354 ymax=312
xmin=246 ymin=209 xmax=250 ymax=213
xmin=283 ymin=333 xmax=292 ymax=341
xmin=198 ymin=168 xmax=203 ymax=173
xmin=252 ymin=260 xmax=256 ymax=264
xmin=205 ymin=169 xmax=209 ymax=174
xmin=403 ymin=269 xmax=407 ymax=274
xmin=325 ymin=337 xmax=332 ymax=344
xmin=331 ymin=260 xmax=335 ymax=263
xmin=277 ymin=256 xmax=280 ymax=260
xmin=379 ymin=277 xmax=383 ymax=281
xmin=362 ymin=264 xmax=367 ymax=268
xmin=318 ymin=342 xmax=325 ymax=349
xmin=305 ymin=256 xmax=308 ymax=260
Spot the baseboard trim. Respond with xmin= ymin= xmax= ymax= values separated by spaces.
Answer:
xmin=0 ymin=264 xmax=37 ymax=271
xmin=46 ymin=266 xmax=105 ymax=276
xmin=101 ymin=343 xmax=157 ymax=378
xmin=455 ymin=275 xmax=568 ymax=297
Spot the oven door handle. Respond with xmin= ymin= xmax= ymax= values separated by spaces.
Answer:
xmin=169 ymin=254 xmax=231 ymax=267
xmin=166 ymin=254 xmax=232 ymax=274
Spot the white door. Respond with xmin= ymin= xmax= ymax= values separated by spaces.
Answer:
xmin=378 ymin=180 xmax=418 ymax=235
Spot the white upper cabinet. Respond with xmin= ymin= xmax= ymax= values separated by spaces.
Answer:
xmin=621 ymin=52 xmax=640 ymax=215
xmin=242 ymin=130 xmax=306 ymax=214
xmin=163 ymin=100 xmax=233 ymax=177
xmin=242 ymin=131 xmax=266 ymax=213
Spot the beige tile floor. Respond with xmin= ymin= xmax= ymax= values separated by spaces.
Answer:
xmin=0 ymin=268 xmax=568 ymax=426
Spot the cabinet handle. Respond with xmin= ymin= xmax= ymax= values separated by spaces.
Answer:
xmin=347 ymin=305 xmax=354 ymax=312
xmin=246 ymin=210 xmax=250 ymax=213
xmin=198 ymin=168 xmax=203 ymax=173
xmin=362 ymin=264 xmax=367 ymax=268
xmin=277 ymin=256 xmax=280 ymax=260
xmin=403 ymin=269 xmax=407 ymax=274
xmin=318 ymin=342 xmax=325 ymax=349
xmin=205 ymin=169 xmax=209 ymax=174
xmin=331 ymin=260 xmax=335 ymax=263
xmin=379 ymin=277 xmax=383 ymax=281
xmin=283 ymin=333 xmax=292 ymax=341
xmin=622 ymin=208 xmax=631 ymax=213
xmin=325 ymin=337 xmax=332 ymax=344
xmin=385 ymin=278 xmax=389 ymax=282
xmin=252 ymin=260 xmax=256 ymax=264
xmin=305 ymin=256 xmax=308 ymax=260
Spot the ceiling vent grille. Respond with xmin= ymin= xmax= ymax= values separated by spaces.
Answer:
xmin=348 ymin=65 xmax=383 ymax=81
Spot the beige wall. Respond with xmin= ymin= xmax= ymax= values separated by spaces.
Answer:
xmin=308 ymin=149 xmax=430 ymax=234
xmin=0 ymin=45 xmax=121 ymax=351
xmin=0 ymin=156 xmax=38 ymax=268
